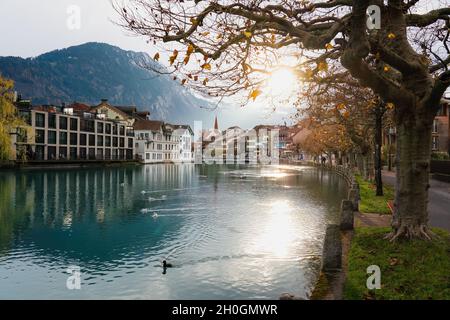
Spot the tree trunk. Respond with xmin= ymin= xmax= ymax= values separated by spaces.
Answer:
xmin=387 ymin=119 xmax=433 ymax=241
xmin=374 ymin=106 xmax=383 ymax=196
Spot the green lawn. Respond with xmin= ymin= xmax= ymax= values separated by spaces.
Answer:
xmin=344 ymin=227 xmax=450 ymax=300
xmin=355 ymin=175 xmax=394 ymax=214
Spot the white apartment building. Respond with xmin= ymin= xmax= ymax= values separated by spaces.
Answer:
xmin=12 ymin=103 xmax=135 ymax=161
xmin=134 ymin=120 xmax=193 ymax=164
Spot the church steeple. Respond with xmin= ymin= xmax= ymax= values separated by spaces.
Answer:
xmin=214 ymin=116 xmax=219 ymax=130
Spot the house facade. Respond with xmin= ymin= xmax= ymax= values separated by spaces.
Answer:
xmin=134 ymin=120 xmax=194 ymax=164
xmin=12 ymin=100 xmax=136 ymax=161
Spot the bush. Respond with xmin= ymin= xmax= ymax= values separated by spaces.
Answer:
xmin=431 ymin=152 xmax=450 ymax=160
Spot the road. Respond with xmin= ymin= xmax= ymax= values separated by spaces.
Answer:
xmin=382 ymin=170 xmax=450 ymax=231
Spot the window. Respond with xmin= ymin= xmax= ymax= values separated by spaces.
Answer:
xmin=105 ymin=136 xmax=111 ymax=147
xmin=113 ymin=125 xmax=118 ymax=135
xmin=35 ymin=113 xmax=45 ymax=127
xmin=48 ymin=146 xmax=57 ymax=160
xmin=97 ymin=135 xmax=103 ymax=146
xmin=70 ymin=118 xmax=78 ymax=131
xmin=49 ymin=114 xmax=56 ymax=129
xmin=105 ymin=123 xmax=111 ymax=134
xmin=157 ymin=144 xmax=162 ymax=150
xmin=59 ymin=147 xmax=67 ymax=159
xmin=48 ymin=131 xmax=57 ymax=144
xmin=88 ymin=148 xmax=95 ymax=159
xmin=80 ymin=119 xmax=95 ymax=132
xmin=146 ymin=153 xmax=150 ymax=160
xmin=70 ymin=133 xmax=78 ymax=145
xmin=59 ymin=116 xmax=68 ymax=130
xmin=80 ymin=134 xmax=87 ymax=146
xmin=89 ymin=135 xmax=95 ymax=146
xmin=105 ymin=149 xmax=111 ymax=160
xmin=35 ymin=146 xmax=44 ymax=160
xmin=59 ymin=132 xmax=68 ymax=145
xmin=433 ymin=120 xmax=438 ymax=133
xmin=432 ymin=136 xmax=439 ymax=150
xmin=36 ymin=130 xmax=45 ymax=144
xmin=113 ymin=137 xmax=118 ymax=147
xmin=128 ymin=138 xmax=133 ymax=148
xmin=120 ymin=137 xmax=125 ymax=148
xmin=97 ymin=122 xmax=104 ymax=133
xmin=80 ymin=148 xmax=87 ymax=159
xmin=152 ymin=153 xmax=156 ymax=160
xmin=70 ymin=147 xmax=77 ymax=160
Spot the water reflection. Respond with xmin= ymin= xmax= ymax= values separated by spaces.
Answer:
xmin=0 ymin=164 xmax=346 ymax=299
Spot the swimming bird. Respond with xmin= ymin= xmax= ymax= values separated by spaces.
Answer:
xmin=141 ymin=190 xmax=146 ymax=195
xmin=140 ymin=208 xmax=150 ymax=214
xmin=152 ymin=212 xmax=159 ymax=219
xmin=163 ymin=260 xmax=173 ymax=268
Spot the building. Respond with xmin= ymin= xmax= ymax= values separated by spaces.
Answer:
xmin=381 ymin=96 xmax=450 ymax=169
xmin=432 ymin=98 xmax=449 ymax=154
xmin=199 ymin=118 xmax=279 ymax=164
xmin=12 ymin=99 xmax=137 ymax=161
xmin=134 ymin=120 xmax=194 ymax=164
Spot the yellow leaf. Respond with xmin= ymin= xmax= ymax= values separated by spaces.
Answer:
xmin=317 ymin=61 xmax=328 ymax=72
xmin=383 ymin=65 xmax=390 ymax=72
xmin=325 ymin=43 xmax=333 ymax=50
xmin=336 ymin=103 xmax=345 ymax=110
xmin=386 ymin=102 xmax=395 ymax=109
xmin=190 ymin=17 xmax=198 ymax=25
xmin=343 ymin=111 xmax=350 ymax=118
xmin=243 ymin=31 xmax=252 ymax=38
xmin=304 ymin=69 xmax=314 ymax=79
xmin=183 ymin=55 xmax=190 ymax=65
xmin=201 ymin=63 xmax=211 ymax=71
xmin=187 ymin=44 xmax=195 ymax=55
xmin=203 ymin=78 xmax=209 ymax=85
xmin=201 ymin=31 xmax=210 ymax=37
xmin=249 ymin=89 xmax=262 ymax=101
xmin=387 ymin=33 xmax=396 ymax=39
xmin=216 ymin=33 xmax=223 ymax=40
xmin=169 ymin=49 xmax=179 ymax=66
xmin=153 ymin=52 xmax=160 ymax=61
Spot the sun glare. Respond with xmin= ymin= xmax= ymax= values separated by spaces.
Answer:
xmin=264 ymin=67 xmax=298 ymax=99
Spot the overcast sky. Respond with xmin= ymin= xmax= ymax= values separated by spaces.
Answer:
xmin=0 ymin=0 xmax=152 ymax=58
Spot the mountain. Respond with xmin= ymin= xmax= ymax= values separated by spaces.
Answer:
xmin=0 ymin=42 xmax=215 ymax=125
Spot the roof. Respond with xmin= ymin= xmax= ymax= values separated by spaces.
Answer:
xmin=134 ymin=120 xmax=164 ymax=131
xmin=92 ymin=101 xmax=131 ymax=119
xmin=115 ymin=106 xmax=137 ymax=115
xmin=68 ymin=102 xmax=91 ymax=112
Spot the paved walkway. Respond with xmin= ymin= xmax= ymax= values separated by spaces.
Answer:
xmin=382 ymin=170 xmax=450 ymax=231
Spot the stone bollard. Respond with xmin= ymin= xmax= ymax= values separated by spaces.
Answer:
xmin=340 ymin=199 xmax=354 ymax=230
xmin=322 ymin=224 xmax=342 ymax=272
xmin=348 ymin=188 xmax=359 ymax=211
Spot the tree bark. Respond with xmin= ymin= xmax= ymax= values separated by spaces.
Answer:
xmin=374 ymin=105 xmax=383 ymax=196
xmin=387 ymin=118 xmax=433 ymax=241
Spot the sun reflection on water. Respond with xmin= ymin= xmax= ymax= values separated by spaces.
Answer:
xmin=252 ymin=200 xmax=300 ymax=259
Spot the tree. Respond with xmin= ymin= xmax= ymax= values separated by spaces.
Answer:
xmin=0 ymin=76 xmax=23 ymax=161
xmin=116 ymin=1 xmax=450 ymax=240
